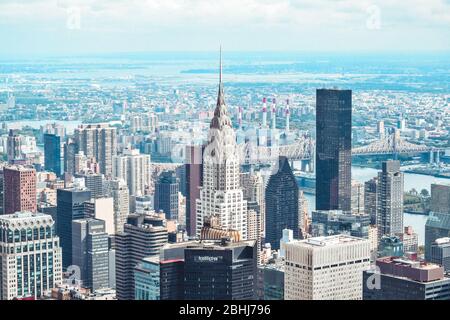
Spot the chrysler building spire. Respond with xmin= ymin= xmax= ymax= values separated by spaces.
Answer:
xmin=211 ymin=46 xmax=231 ymax=130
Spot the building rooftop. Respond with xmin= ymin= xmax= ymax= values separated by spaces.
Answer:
xmin=297 ymin=234 xmax=367 ymax=247
xmin=376 ymin=256 xmax=445 ymax=282
xmin=0 ymin=211 xmax=53 ymax=224
xmin=435 ymin=237 xmax=450 ymax=245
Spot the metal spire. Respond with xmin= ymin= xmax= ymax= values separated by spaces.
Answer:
xmin=210 ymin=45 xmax=231 ymax=129
xmin=219 ymin=45 xmax=222 ymax=85
xmin=216 ymin=45 xmax=225 ymax=107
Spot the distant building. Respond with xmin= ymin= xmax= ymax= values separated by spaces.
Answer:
xmin=311 ymin=210 xmax=370 ymax=239
xmin=3 ymin=165 xmax=37 ymax=215
xmin=72 ymin=218 xmax=110 ymax=292
xmin=56 ymin=188 xmax=92 ymax=268
xmin=431 ymin=184 xmax=450 ymax=214
xmin=315 ymin=89 xmax=352 ymax=213
xmin=115 ymin=213 xmax=168 ymax=300
xmin=284 ymin=235 xmax=370 ymax=300
xmin=112 ymin=147 xmax=150 ymax=196
xmin=134 ymin=256 xmax=161 ymax=300
xmin=185 ymin=145 xmax=204 ymax=237
xmin=425 ymin=211 xmax=450 ymax=261
xmin=363 ymin=256 xmax=450 ymax=300
xmin=74 ymin=124 xmax=117 ymax=177
xmin=0 ymin=212 xmax=62 ymax=300
xmin=77 ymin=172 xmax=104 ymax=199
xmin=396 ymin=226 xmax=419 ymax=253
xmin=351 ymin=180 xmax=365 ymax=215
xmin=64 ymin=139 xmax=79 ymax=176
xmin=7 ymin=129 xmax=22 ymax=163
xmin=376 ymin=160 xmax=404 ymax=240
xmin=378 ymin=236 xmax=404 ymax=257
xmin=84 ymin=197 xmax=115 ymax=235
xmin=104 ymin=178 xmax=130 ymax=234
xmin=154 ymin=171 xmax=179 ymax=221
xmin=44 ymin=133 xmax=63 ymax=176
xmin=430 ymin=238 xmax=450 ymax=273
xmin=265 ymin=157 xmax=299 ymax=250
xmin=364 ymin=177 xmax=378 ymax=225
xmin=259 ymin=258 xmax=284 ymax=300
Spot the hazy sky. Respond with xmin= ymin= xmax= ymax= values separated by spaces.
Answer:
xmin=1 ymin=0 xmax=449 ymax=56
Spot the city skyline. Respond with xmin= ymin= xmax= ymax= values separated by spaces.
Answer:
xmin=1 ymin=1 xmax=450 ymax=305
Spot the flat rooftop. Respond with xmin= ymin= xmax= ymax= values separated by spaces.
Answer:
xmin=298 ymin=234 xmax=367 ymax=247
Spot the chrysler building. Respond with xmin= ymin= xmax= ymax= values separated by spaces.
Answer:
xmin=196 ymin=49 xmax=248 ymax=240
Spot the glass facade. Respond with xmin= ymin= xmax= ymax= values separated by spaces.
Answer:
xmin=315 ymin=89 xmax=352 ymax=212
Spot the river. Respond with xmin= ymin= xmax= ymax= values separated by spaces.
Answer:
xmin=303 ymin=166 xmax=450 ymax=245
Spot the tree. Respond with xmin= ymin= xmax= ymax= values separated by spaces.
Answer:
xmin=420 ymin=189 xmax=429 ymax=198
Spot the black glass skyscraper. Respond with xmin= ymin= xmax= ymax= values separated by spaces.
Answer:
xmin=315 ymin=89 xmax=352 ymax=212
xmin=57 ymin=188 xmax=91 ymax=269
xmin=154 ymin=170 xmax=179 ymax=221
xmin=44 ymin=133 xmax=62 ymax=176
xmin=265 ymin=156 xmax=299 ymax=250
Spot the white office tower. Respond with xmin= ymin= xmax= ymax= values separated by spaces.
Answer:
xmin=196 ymin=50 xmax=248 ymax=240
xmin=0 ymin=212 xmax=63 ymax=300
xmin=112 ymin=147 xmax=150 ymax=196
xmin=104 ymin=178 xmax=130 ymax=234
xmin=285 ymin=235 xmax=370 ymax=300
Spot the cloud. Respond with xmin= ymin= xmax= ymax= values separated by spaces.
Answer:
xmin=0 ymin=0 xmax=448 ymax=54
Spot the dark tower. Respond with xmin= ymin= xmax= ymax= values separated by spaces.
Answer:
xmin=265 ymin=156 xmax=299 ymax=250
xmin=315 ymin=88 xmax=352 ymax=212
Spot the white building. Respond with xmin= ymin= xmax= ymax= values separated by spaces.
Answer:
xmin=112 ymin=147 xmax=150 ymax=196
xmin=284 ymin=235 xmax=371 ymax=300
xmin=196 ymin=53 xmax=247 ymax=240
xmin=104 ymin=178 xmax=130 ymax=234
xmin=0 ymin=211 xmax=63 ymax=300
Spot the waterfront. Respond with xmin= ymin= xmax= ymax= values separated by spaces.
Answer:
xmin=302 ymin=165 xmax=450 ymax=246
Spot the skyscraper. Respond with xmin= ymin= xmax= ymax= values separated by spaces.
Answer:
xmin=6 ymin=129 xmax=22 ymax=163
xmin=104 ymin=178 xmax=130 ymax=234
xmin=112 ymin=148 xmax=150 ymax=196
xmin=74 ymin=123 xmax=117 ymax=177
xmin=185 ymin=145 xmax=203 ymax=237
xmin=77 ymin=172 xmax=104 ymax=199
xmin=351 ymin=180 xmax=365 ymax=215
xmin=265 ymin=157 xmax=299 ymax=250
xmin=44 ymin=133 xmax=63 ymax=177
xmin=315 ymin=89 xmax=352 ymax=212
xmin=183 ymin=239 xmax=257 ymax=300
xmin=376 ymin=160 xmax=404 ymax=240
xmin=160 ymin=239 xmax=257 ymax=300
xmin=56 ymin=188 xmax=92 ymax=269
xmin=240 ymin=171 xmax=266 ymax=236
xmin=0 ymin=212 xmax=62 ymax=300
xmin=196 ymin=50 xmax=247 ymax=240
xmin=364 ymin=177 xmax=378 ymax=225
xmin=115 ymin=213 xmax=168 ymax=300
xmin=3 ymin=165 xmax=37 ymax=215
xmin=72 ymin=218 xmax=110 ymax=291
xmin=64 ymin=138 xmax=79 ymax=177
xmin=154 ymin=171 xmax=179 ymax=221
xmin=284 ymin=235 xmax=370 ymax=300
